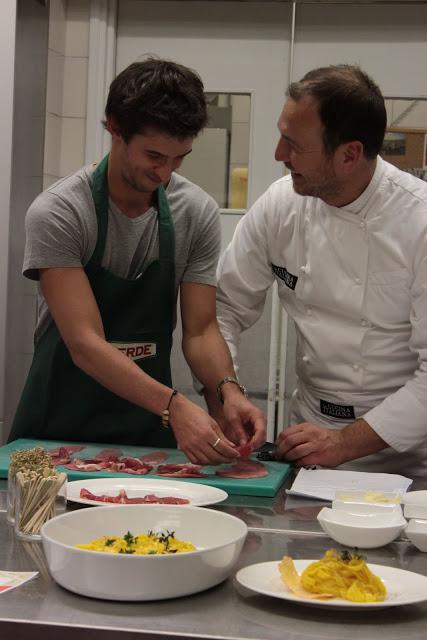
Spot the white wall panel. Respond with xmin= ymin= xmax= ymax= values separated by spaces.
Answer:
xmin=293 ymin=4 xmax=427 ymax=97
xmin=116 ymin=0 xmax=292 ymax=206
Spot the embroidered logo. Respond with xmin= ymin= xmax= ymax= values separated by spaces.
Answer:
xmin=111 ymin=342 xmax=157 ymax=361
xmin=272 ymin=264 xmax=298 ymax=290
xmin=320 ymin=400 xmax=355 ymax=421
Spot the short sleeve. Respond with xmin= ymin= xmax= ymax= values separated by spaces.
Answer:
xmin=23 ymin=191 xmax=89 ymax=280
xmin=181 ymin=198 xmax=221 ymax=287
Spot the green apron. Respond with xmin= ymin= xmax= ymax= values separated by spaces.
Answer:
xmin=9 ymin=155 xmax=177 ymax=447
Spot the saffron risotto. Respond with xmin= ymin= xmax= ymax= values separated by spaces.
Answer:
xmin=75 ymin=530 xmax=196 ymax=555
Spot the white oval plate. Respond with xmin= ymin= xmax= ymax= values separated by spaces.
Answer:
xmin=67 ymin=477 xmax=228 ymax=507
xmin=235 ymin=560 xmax=427 ymax=609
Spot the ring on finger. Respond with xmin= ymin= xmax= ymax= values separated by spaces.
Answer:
xmin=211 ymin=437 xmax=221 ymax=449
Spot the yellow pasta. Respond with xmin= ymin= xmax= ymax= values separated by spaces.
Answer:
xmin=75 ymin=530 xmax=196 ymax=555
xmin=300 ymin=550 xmax=386 ymax=603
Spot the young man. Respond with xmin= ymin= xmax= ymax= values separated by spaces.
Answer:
xmin=9 ymin=59 xmax=265 ymax=464
xmin=213 ymin=64 xmax=427 ymax=476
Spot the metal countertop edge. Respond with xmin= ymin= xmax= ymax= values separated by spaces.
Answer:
xmin=247 ymin=526 xmax=328 ymax=536
xmin=0 ymin=618 xmax=252 ymax=640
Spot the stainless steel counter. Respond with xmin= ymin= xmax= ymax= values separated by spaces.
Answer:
xmin=1 ymin=476 xmax=427 ymax=640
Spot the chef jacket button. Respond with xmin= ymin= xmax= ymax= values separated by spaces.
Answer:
xmin=353 ymin=364 xmax=360 ymax=371
xmin=359 ymin=221 xmax=366 ymax=229
xmin=361 ymin=318 xmax=368 ymax=327
xmin=302 ymin=355 xmax=309 ymax=363
xmin=355 ymin=277 xmax=361 ymax=285
xmin=300 ymin=265 xmax=307 ymax=273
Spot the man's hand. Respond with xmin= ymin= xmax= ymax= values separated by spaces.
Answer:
xmin=222 ymin=393 xmax=266 ymax=450
xmin=169 ymin=394 xmax=239 ymax=465
xmin=274 ymin=419 xmax=388 ymax=468
xmin=274 ymin=422 xmax=346 ymax=467
xmin=204 ymin=386 xmax=266 ymax=451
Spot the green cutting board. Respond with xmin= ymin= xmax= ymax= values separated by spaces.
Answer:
xmin=0 ymin=438 xmax=291 ymax=497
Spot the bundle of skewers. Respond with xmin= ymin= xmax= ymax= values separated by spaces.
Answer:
xmin=8 ymin=447 xmax=66 ymax=536
xmin=15 ymin=466 xmax=67 ymax=537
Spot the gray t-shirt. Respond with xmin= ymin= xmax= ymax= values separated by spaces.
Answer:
xmin=24 ymin=163 xmax=221 ymax=342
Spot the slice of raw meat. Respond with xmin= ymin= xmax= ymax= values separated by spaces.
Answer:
xmin=49 ymin=445 xmax=86 ymax=456
xmin=140 ymin=451 xmax=168 ymax=465
xmin=236 ymin=443 xmax=253 ymax=459
xmin=122 ymin=466 xmax=152 ymax=475
xmin=138 ymin=494 xmax=189 ymax=504
xmin=216 ymin=459 xmax=268 ymax=479
xmin=156 ymin=463 xmax=208 ymax=478
xmin=49 ymin=445 xmax=86 ymax=466
xmin=93 ymin=448 xmax=123 ymax=462
xmin=79 ymin=488 xmax=189 ymax=504
xmin=118 ymin=456 xmax=153 ymax=470
xmin=65 ymin=459 xmax=110 ymax=472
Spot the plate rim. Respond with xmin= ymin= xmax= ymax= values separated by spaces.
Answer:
xmin=235 ymin=559 xmax=427 ymax=609
xmin=66 ymin=477 xmax=228 ymax=507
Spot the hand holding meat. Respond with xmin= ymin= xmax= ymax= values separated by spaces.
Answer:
xmin=274 ymin=423 xmax=346 ymax=468
xmin=169 ymin=395 xmax=239 ymax=465
xmin=204 ymin=386 xmax=266 ymax=451
xmin=222 ymin=393 xmax=266 ymax=451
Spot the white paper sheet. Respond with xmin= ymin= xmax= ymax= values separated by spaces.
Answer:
xmin=0 ymin=571 xmax=38 ymax=594
xmin=286 ymin=468 xmax=413 ymax=501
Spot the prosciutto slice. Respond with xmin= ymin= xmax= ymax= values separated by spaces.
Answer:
xmin=49 ymin=445 xmax=86 ymax=466
xmin=156 ymin=463 xmax=208 ymax=478
xmin=52 ymin=448 xmax=167 ymax=475
xmin=216 ymin=459 xmax=268 ymax=479
xmin=93 ymin=448 xmax=123 ymax=462
xmin=79 ymin=488 xmax=189 ymax=505
xmin=235 ymin=443 xmax=253 ymax=459
xmin=140 ymin=451 xmax=168 ymax=465
xmin=65 ymin=458 xmax=152 ymax=475
xmin=65 ymin=458 xmax=111 ymax=472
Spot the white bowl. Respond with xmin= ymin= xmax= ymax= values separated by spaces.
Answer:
xmin=405 ymin=519 xmax=427 ymax=552
xmin=41 ymin=504 xmax=247 ymax=600
xmin=402 ymin=491 xmax=427 ymax=519
xmin=317 ymin=506 xmax=407 ymax=548
xmin=332 ymin=499 xmax=403 ymax=516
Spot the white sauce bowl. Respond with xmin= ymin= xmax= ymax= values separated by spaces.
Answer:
xmin=317 ymin=506 xmax=407 ymax=548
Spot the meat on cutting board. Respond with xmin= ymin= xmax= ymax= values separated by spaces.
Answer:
xmin=156 ymin=463 xmax=208 ymax=478
xmin=216 ymin=459 xmax=268 ymax=479
xmin=140 ymin=451 xmax=168 ymax=465
xmin=65 ymin=458 xmax=153 ymax=475
xmin=93 ymin=448 xmax=124 ymax=461
xmin=49 ymin=445 xmax=86 ymax=466
xmin=46 ymin=445 xmax=269 ymax=480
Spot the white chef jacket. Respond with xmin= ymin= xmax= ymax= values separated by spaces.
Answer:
xmin=217 ymin=157 xmax=427 ymax=476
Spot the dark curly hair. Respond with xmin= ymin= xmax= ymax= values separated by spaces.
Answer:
xmin=104 ymin=58 xmax=208 ymax=142
xmin=288 ymin=65 xmax=387 ymax=159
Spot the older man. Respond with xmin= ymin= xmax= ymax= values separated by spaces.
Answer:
xmin=212 ymin=64 xmax=427 ymax=475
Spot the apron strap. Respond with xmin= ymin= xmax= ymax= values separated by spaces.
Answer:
xmin=90 ymin=154 xmax=110 ymax=266
xmin=157 ymin=184 xmax=175 ymax=265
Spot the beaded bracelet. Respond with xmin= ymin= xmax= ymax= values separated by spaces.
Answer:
xmin=161 ymin=389 xmax=178 ymax=428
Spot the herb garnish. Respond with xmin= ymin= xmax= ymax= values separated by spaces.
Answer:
xmin=340 ymin=549 xmax=365 ymax=562
xmin=148 ymin=529 xmax=176 ymax=550
xmin=124 ymin=531 xmax=136 ymax=546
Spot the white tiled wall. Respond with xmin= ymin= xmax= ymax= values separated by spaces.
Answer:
xmin=43 ymin=0 xmax=89 ymax=189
